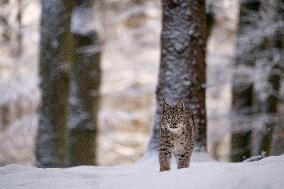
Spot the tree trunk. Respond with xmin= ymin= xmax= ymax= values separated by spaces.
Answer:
xmin=35 ymin=0 xmax=72 ymax=168
xmin=271 ymin=0 xmax=284 ymax=156
xmin=258 ymin=0 xmax=283 ymax=155
xmin=0 ymin=0 xmax=23 ymax=56
xmin=206 ymin=2 xmax=215 ymax=38
xmin=147 ymin=0 xmax=207 ymax=153
xmin=0 ymin=0 xmax=11 ymax=42
xmin=15 ymin=0 xmax=23 ymax=56
xmin=68 ymin=0 xmax=101 ymax=166
xmin=230 ymin=0 xmax=261 ymax=162
xmin=259 ymin=65 xmax=281 ymax=155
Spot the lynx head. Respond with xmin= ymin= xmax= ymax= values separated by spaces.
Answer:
xmin=161 ymin=99 xmax=186 ymax=134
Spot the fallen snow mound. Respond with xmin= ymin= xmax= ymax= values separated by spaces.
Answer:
xmin=1 ymin=154 xmax=284 ymax=189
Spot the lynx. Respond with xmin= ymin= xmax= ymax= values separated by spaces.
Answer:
xmin=159 ymin=99 xmax=195 ymax=171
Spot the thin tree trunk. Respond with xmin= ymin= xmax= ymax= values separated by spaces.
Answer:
xmin=206 ymin=2 xmax=215 ymax=38
xmin=15 ymin=0 xmax=23 ymax=56
xmin=259 ymin=65 xmax=281 ymax=155
xmin=147 ymin=0 xmax=207 ymax=153
xmin=68 ymin=0 xmax=101 ymax=166
xmin=271 ymin=0 xmax=284 ymax=156
xmin=35 ymin=0 xmax=72 ymax=168
xmin=258 ymin=0 xmax=283 ymax=155
xmin=0 ymin=0 xmax=11 ymax=42
xmin=230 ymin=0 xmax=261 ymax=162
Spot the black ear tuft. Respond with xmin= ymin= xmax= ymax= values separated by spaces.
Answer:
xmin=162 ymin=98 xmax=170 ymax=110
xmin=176 ymin=100 xmax=184 ymax=110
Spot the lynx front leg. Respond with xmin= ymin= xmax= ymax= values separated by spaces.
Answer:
xmin=176 ymin=153 xmax=190 ymax=169
xmin=159 ymin=147 xmax=172 ymax=171
xmin=159 ymin=130 xmax=172 ymax=171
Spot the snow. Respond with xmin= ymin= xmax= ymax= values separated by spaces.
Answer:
xmin=71 ymin=6 xmax=100 ymax=35
xmin=1 ymin=154 xmax=284 ymax=189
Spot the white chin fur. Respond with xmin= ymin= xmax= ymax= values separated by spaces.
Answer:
xmin=167 ymin=127 xmax=182 ymax=134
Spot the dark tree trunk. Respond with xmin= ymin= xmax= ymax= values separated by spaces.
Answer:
xmin=206 ymin=2 xmax=215 ymax=38
xmin=258 ymin=0 xmax=283 ymax=155
xmin=0 ymin=0 xmax=11 ymax=42
xmin=147 ymin=0 xmax=207 ymax=153
xmin=15 ymin=0 xmax=23 ymax=56
xmin=0 ymin=0 xmax=23 ymax=56
xmin=230 ymin=0 xmax=261 ymax=162
xmin=68 ymin=0 xmax=101 ymax=166
xmin=259 ymin=65 xmax=281 ymax=155
xmin=231 ymin=0 xmax=283 ymax=161
xmin=35 ymin=0 xmax=72 ymax=168
xmin=271 ymin=0 xmax=284 ymax=156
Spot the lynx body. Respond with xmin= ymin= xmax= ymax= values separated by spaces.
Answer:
xmin=159 ymin=99 xmax=195 ymax=171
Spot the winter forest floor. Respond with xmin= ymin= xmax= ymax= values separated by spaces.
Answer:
xmin=1 ymin=153 xmax=284 ymax=189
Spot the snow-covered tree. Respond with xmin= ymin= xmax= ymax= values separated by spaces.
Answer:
xmin=230 ymin=0 xmax=261 ymax=162
xmin=257 ymin=0 xmax=283 ymax=155
xmin=147 ymin=0 xmax=207 ymax=153
xmin=231 ymin=0 xmax=283 ymax=161
xmin=270 ymin=0 xmax=284 ymax=156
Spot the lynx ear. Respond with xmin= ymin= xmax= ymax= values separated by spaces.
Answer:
xmin=176 ymin=100 xmax=185 ymax=110
xmin=162 ymin=98 xmax=170 ymax=110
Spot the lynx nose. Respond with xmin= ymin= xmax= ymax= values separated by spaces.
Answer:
xmin=172 ymin=123 xmax=177 ymax=128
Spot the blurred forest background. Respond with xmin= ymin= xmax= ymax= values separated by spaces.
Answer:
xmin=0 ymin=0 xmax=283 ymax=167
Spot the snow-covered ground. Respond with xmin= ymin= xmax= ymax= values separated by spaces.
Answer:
xmin=1 ymin=154 xmax=283 ymax=189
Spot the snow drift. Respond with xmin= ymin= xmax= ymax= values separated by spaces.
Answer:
xmin=0 ymin=154 xmax=283 ymax=189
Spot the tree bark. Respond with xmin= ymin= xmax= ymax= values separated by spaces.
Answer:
xmin=68 ymin=0 xmax=101 ymax=166
xmin=147 ymin=0 xmax=207 ymax=153
xmin=35 ymin=0 xmax=72 ymax=168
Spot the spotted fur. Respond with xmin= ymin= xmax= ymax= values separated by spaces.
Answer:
xmin=159 ymin=99 xmax=195 ymax=171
